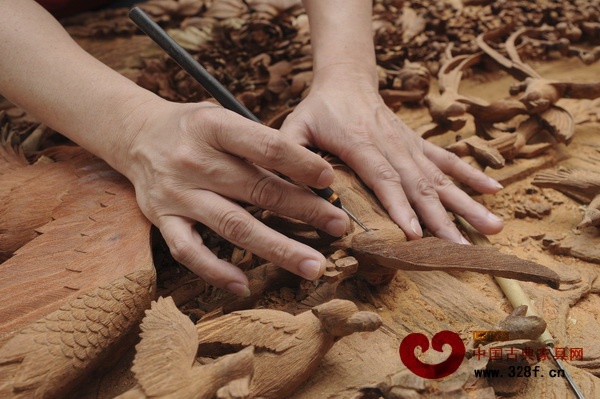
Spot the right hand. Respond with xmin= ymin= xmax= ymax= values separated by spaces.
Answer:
xmin=121 ymin=99 xmax=350 ymax=296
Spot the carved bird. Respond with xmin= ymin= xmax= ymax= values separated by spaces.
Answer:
xmin=477 ymin=26 xmax=581 ymax=144
xmin=420 ymin=47 xmax=529 ymax=141
xmin=117 ymin=297 xmax=255 ymax=399
xmin=196 ymin=299 xmax=382 ymax=398
xmin=533 ymin=167 xmax=600 ymax=228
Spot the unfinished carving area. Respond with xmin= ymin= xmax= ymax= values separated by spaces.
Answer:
xmin=0 ymin=0 xmax=599 ymax=398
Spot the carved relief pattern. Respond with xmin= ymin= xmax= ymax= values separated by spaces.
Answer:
xmin=0 ymin=269 xmax=155 ymax=398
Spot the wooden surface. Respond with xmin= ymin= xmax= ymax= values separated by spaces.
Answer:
xmin=0 ymin=2 xmax=599 ymax=397
xmin=0 ymin=147 xmax=155 ymax=398
xmin=0 ymin=147 xmax=154 ymax=338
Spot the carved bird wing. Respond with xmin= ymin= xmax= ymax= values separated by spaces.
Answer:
xmin=131 ymin=297 xmax=199 ymax=397
xmin=538 ymin=105 xmax=575 ymax=144
xmin=197 ymin=309 xmax=302 ymax=353
xmin=533 ymin=168 xmax=600 ymax=203
xmin=351 ymin=234 xmax=560 ymax=288
xmin=476 ymin=26 xmax=541 ymax=80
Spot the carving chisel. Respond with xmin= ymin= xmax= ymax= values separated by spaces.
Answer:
xmin=128 ymin=7 xmax=368 ymax=232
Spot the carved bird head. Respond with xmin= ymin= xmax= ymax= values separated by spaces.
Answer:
xmin=312 ymin=299 xmax=382 ymax=338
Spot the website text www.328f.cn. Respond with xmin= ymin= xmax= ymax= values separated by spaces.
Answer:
xmin=474 ymin=365 xmax=566 ymax=379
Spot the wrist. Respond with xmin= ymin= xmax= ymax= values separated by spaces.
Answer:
xmin=312 ymin=62 xmax=379 ymax=92
xmin=104 ymin=91 xmax=168 ymax=178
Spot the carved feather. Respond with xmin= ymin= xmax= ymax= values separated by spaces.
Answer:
xmin=533 ymin=168 xmax=600 ymax=203
xmin=0 ymin=270 xmax=155 ymax=399
xmin=132 ymin=297 xmax=199 ymax=397
xmin=0 ymin=146 xmax=155 ymax=398
xmin=197 ymin=309 xmax=302 ymax=353
xmin=351 ymin=234 xmax=560 ymax=288
xmin=119 ymin=297 xmax=255 ymax=399
xmin=539 ymin=105 xmax=575 ymax=144
xmin=0 ymin=144 xmax=28 ymax=177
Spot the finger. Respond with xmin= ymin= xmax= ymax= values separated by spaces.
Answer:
xmin=414 ymin=154 xmax=504 ymax=235
xmin=182 ymin=190 xmax=328 ymax=281
xmin=422 ymin=140 xmax=503 ymax=194
xmin=279 ymin=111 xmax=313 ymax=147
xmin=382 ymin=139 xmax=467 ymax=243
xmin=340 ymin=143 xmax=422 ymax=239
xmin=158 ymin=215 xmax=250 ymax=296
xmin=195 ymin=154 xmax=349 ymax=237
xmin=198 ymin=109 xmax=334 ymax=189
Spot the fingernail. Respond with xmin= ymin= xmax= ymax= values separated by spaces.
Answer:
xmin=298 ymin=259 xmax=323 ymax=280
xmin=459 ymin=235 xmax=471 ymax=245
xmin=325 ymin=218 xmax=348 ymax=237
xmin=488 ymin=176 xmax=503 ymax=190
xmin=410 ymin=218 xmax=423 ymax=237
xmin=487 ymin=212 xmax=503 ymax=224
xmin=226 ymin=282 xmax=251 ymax=297
xmin=317 ymin=169 xmax=334 ymax=188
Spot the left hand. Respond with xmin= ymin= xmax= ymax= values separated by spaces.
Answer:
xmin=280 ymin=64 xmax=504 ymax=243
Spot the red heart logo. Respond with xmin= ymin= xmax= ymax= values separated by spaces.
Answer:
xmin=399 ymin=331 xmax=466 ymax=379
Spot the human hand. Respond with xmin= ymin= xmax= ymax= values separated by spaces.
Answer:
xmin=120 ymin=99 xmax=350 ymax=296
xmin=280 ymin=64 xmax=504 ymax=243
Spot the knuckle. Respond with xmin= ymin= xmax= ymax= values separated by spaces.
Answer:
xmin=198 ymin=106 xmax=226 ymax=134
xmin=196 ymin=157 xmax=223 ymax=180
xmin=265 ymin=241 xmax=290 ymax=264
xmin=432 ymin=216 xmax=458 ymax=236
xmin=299 ymin=202 xmax=322 ymax=224
xmin=415 ymin=177 xmax=439 ymax=200
xmin=169 ymin=237 xmax=195 ymax=265
xmin=171 ymin=144 xmax=195 ymax=161
xmin=138 ymin=184 xmax=172 ymax=218
xmin=250 ymin=176 xmax=285 ymax=209
xmin=442 ymin=150 xmax=464 ymax=175
xmin=260 ymin=134 xmax=286 ymax=164
xmin=170 ymin=145 xmax=223 ymax=180
xmin=431 ymin=171 xmax=454 ymax=190
xmin=217 ymin=210 xmax=253 ymax=245
xmin=373 ymin=163 xmax=401 ymax=184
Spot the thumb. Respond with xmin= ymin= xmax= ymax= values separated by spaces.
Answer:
xmin=278 ymin=107 xmax=314 ymax=147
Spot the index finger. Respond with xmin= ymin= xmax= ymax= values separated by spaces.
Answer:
xmin=195 ymin=109 xmax=335 ymax=189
